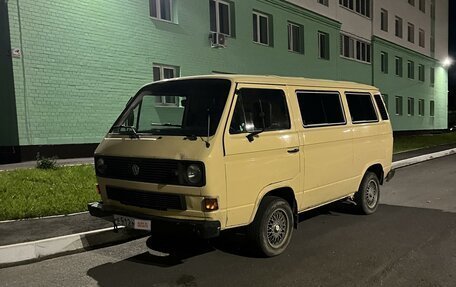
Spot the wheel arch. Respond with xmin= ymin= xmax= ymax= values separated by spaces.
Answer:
xmin=364 ymin=163 xmax=384 ymax=185
xmin=250 ymin=185 xmax=298 ymax=228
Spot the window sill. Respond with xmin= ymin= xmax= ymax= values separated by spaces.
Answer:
xmin=339 ymin=5 xmax=371 ymax=20
xmin=339 ymin=55 xmax=371 ymax=65
xmin=253 ymin=41 xmax=273 ymax=48
xmin=150 ymin=16 xmax=177 ymax=25
xmin=288 ymin=49 xmax=304 ymax=55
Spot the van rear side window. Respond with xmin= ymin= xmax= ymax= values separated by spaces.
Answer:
xmin=296 ymin=91 xmax=346 ymax=127
xmin=229 ymin=89 xmax=290 ymax=134
xmin=374 ymin=94 xmax=389 ymax=120
xmin=346 ymin=93 xmax=378 ymax=123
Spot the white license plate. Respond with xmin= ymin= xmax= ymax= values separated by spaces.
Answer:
xmin=114 ymin=215 xmax=151 ymax=231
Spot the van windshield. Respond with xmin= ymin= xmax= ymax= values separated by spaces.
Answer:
xmin=111 ymin=79 xmax=231 ymax=137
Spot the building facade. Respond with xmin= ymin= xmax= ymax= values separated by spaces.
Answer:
xmin=0 ymin=0 xmax=449 ymax=162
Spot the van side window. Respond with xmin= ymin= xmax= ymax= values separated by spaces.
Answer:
xmin=296 ymin=91 xmax=345 ymax=127
xmin=229 ymin=89 xmax=290 ymax=134
xmin=346 ymin=93 xmax=378 ymax=123
xmin=374 ymin=94 xmax=389 ymax=120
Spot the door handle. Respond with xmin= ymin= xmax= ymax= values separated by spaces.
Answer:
xmin=287 ymin=148 xmax=300 ymax=153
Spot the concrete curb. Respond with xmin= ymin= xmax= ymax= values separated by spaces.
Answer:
xmin=0 ymin=226 xmax=146 ymax=267
xmin=392 ymin=148 xmax=456 ymax=169
xmin=1 ymin=147 xmax=455 ymax=267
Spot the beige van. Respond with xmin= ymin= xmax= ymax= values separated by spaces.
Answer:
xmin=89 ymin=75 xmax=394 ymax=256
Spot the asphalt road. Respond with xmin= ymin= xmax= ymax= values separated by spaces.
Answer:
xmin=1 ymin=155 xmax=455 ymax=287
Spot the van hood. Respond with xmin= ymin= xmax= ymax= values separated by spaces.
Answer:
xmin=94 ymin=136 xmax=212 ymax=161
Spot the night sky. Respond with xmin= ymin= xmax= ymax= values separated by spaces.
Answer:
xmin=449 ymin=1 xmax=455 ymax=111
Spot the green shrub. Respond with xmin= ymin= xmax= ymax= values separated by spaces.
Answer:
xmin=36 ymin=153 xmax=58 ymax=169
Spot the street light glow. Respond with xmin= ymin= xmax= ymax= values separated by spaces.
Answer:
xmin=442 ymin=57 xmax=453 ymax=68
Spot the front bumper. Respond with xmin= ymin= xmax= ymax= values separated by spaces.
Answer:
xmin=88 ymin=202 xmax=221 ymax=239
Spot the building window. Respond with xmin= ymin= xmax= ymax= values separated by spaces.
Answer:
xmin=339 ymin=0 xmax=371 ymax=18
xmin=418 ymin=64 xmax=425 ymax=81
xmin=381 ymin=9 xmax=388 ymax=32
xmin=318 ymin=0 xmax=329 ymax=6
xmin=318 ymin=31 xmax=330 ymax=60
xmin=407 ymin=97 xmax=415 ymax=116
xmin=430 ymin=67 xmax=435 ymax=86
xmin=418 ymin=99 xmax=425 ymax=116
xmin=395 ymin=17 xmax=403 ymax=38
xmin=407 ymin=61 xmax=415 ymax=79
xmin=395 ymin=57 xmax=403 ymax=77
xmin=210 ymin=0 xmax=232 ymax=36
xmin=383 ymin=94 xmax=389 ymax=109
xmin=430 ymin=34 xmax=435 ymax=52
xmin=419 ymin=0 xmax=426 ymax=12
xmin=381 ymin=52 xmax=388 ymax=73
xmin=288 ymin=22 xmax=304 ymax=53
xmin=431 ymin=0 xmax=435 ymax=19
xmin=253 ymin=11 xmax=271 ymax=46
xmin=153 ymin=64 xmax=180 ymax=106
xmin=395 ymin=96 xmax=403 ymax=115
xmin=430 ymin=100 xmax=435 ymax=117
xmin=419 ymin=29 xmax=425 ymax=48
xmin=150 ymin=0 xmax=173 ymax=22
xmin=340 ymin=34 xmax=371 ymax=63
xmin=407 ymin=23 xmax=415 ymax=43
xmin=408 ymin=0 xmax=415 ymax=6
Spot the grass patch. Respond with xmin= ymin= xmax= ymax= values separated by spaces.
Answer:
xmin=0 ymin=165 xmax=98 ymax=221
xmin=394 ymin=132 xmax=456 ymax=153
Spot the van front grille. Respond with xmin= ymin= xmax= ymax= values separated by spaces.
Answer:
xmin=98 ymin=156 xmax=180 ymax=185
xmin=106 ymin=186 xmax=186 ymax=211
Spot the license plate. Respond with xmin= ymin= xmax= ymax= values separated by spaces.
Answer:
xmin=113 ymin=215 xmax=151 ymax=231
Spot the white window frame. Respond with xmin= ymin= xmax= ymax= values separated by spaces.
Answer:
xmin=418 ymin=99 xmax=425 ymax=116
xmin=395 ymin=56 xmax=403 ymax=77
xmin=381 ymin=9 xmax=388 ymax=32
xmin=395 ymin=16 xmax=403 ymax=38
xmin=318 ymin=31 xmax=330 ymax=60
xmin=339 ymin=0 xmax=371 ymax=18
xmin=381 ymin=52 xmax=388 ymax=73
xmin=418 ymin=64 xmax=425 ymax=82
xmin=150 ymin=0 xmax=173 ymax=22
xmin=419 ymin=29 xmax=425 ymax=48
xmin=340 ymin=33 xmax=371 ymax=64
xmin=407 ymin=97 xmax=414 ymax=116
xmin=153 ymin=64 xmax=180 ymax=106
xmin=288 ymin=22 xmax=303 ymax=53
xmin=395 ymin=96 xmax=403 ymax=116
xmin=210 ymin=0 xmax=231 ymax=36
xmin=408 ymin=23 xmax=415 ymax=43
xmin=253 ymin=11 xmax=270 ymax=46
xmin=407 ymin=61 xmax=415 ymax=79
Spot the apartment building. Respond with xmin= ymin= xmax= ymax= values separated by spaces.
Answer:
xmin=0 ymin=0 xmax=449 ymax=162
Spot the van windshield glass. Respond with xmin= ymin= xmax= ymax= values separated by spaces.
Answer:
xmin=111 ymin=79 xmax=231 ymax=137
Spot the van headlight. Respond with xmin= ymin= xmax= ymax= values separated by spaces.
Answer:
xmin=186 ymin=164 xmax=202 ymax=184
xmin=96 ymin=158 xmax=107 ymax=175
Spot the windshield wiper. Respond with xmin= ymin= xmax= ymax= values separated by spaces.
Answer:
xmin=112 ymin=125 xmax=139 ymax=138
xmin=246 ymin=129 xmax=264 ymax=142
xmin=151 ymin=123 xmax=182 ymax=127
xmin=183 ymin=135 xmax=198 ymax=141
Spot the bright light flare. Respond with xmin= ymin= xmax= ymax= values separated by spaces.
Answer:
xmin=442 ymin=57 xmax=453 ymax=68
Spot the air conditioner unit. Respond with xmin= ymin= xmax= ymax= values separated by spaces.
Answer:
xmin=209 ymin=32 xmax=226 ymax=48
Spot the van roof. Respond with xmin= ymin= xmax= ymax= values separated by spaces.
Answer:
xmin=165 ymin=74 xmax=378 ymax=91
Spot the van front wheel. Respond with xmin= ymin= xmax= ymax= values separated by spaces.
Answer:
xmin=248 ymin=196 xmax=293 ymax=257
xmin=354 ymin=172 xmax=380 ymax=215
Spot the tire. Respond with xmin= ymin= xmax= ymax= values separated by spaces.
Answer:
xmin=354 ymin=172 xmax=380 ymax=215
xmin=248 ymin=196 xmax=294 ymax=257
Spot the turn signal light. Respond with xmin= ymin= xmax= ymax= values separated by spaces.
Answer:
xmin=203 ymin=198 xmax=218 ymax=211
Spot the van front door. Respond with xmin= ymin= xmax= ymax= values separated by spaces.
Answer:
xmin=223 ymin=84 xmax=300 ymax=227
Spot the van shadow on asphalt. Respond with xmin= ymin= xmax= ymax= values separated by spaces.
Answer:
xmin=86 ymin=204 xmax=456 ymax=287
xmin=87 ymin=200 xmax=360 ymax=269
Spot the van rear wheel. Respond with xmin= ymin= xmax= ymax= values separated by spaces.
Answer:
xmin=354 ymin=172 xmax=380 ymax=215
xmin=248 ymin=196 xmax=293 ymax=257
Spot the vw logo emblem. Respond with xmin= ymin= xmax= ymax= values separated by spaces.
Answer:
xmin=131 ymin=164 xmax=140 ymax=176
